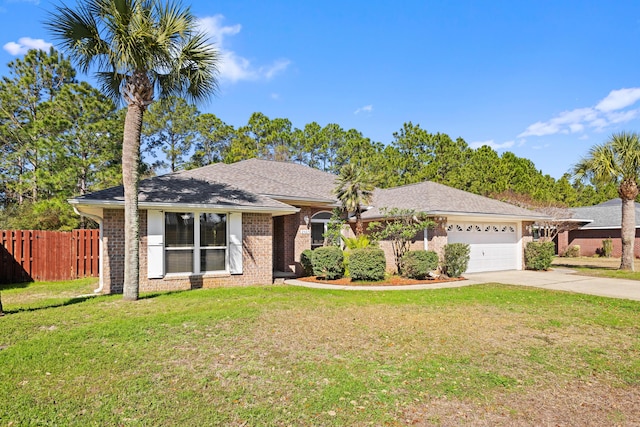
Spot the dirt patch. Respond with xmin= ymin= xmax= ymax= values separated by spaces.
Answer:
xmin=404 ymin=380 xmax=640 ymax=426
xmin=297 ymin=275 xmax=465 ymax=286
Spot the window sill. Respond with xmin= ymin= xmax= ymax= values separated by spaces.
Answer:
xmin=162 ymin=271 xmax=231 ymax=281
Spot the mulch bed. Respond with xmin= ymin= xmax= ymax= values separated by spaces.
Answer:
xmin=297 ymin=275 xmax=466 ymax=286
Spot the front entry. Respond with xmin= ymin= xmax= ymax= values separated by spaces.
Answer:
xmin=310 ymin=211 xmax=332 ymax=249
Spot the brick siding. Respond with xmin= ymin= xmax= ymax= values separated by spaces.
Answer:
xmin=279 ymin=207 xmax=332 ymax=275
xmin=557 ymin=228 xmax=640 ymax=258
xmin=100 ymin=209 xmax=273 ymax=294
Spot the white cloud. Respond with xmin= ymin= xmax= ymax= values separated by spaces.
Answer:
xmin=354 ymin=105 xmax=373 ymax=115
xmin=270 ymin=93 xmax=280 ymax=100
xmin=3 ymin=37 xmax=52 ymax=55
xmin=197 ymin=15 xmax=290 ymax=83
xmin=595 ymin=88 xmax=640 ymax=112
xmin=518 ymin=88 xmax=640 ymax=138
xmin=469 ymin=140 xmax=515 ymax=150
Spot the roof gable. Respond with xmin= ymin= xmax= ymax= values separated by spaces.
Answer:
xmin=362 ymin=181 xmax=547 ymax=220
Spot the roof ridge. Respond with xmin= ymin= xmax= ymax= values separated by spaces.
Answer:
xmin=225 ymin=160 xmax=337 ymax=201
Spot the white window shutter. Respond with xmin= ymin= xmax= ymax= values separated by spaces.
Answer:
xmin=147 ymin=210 xmax=164 ymax=278
xmin=229 ymin=212 xmax=243 ymax=274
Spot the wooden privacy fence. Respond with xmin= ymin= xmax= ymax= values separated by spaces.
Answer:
xmin=0 ymin=229 xmax=99 ymax=284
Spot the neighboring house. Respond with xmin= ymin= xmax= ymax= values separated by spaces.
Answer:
xmin=70 ymin=159 xmax=547 ymax=294
xmin=556 ymin=198 xmax=640 ymax=257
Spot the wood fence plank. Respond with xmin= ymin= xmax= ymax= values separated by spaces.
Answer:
xmin=0 ymin=229 xmax=99 ymax=283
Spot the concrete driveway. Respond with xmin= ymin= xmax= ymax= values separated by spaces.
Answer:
xmin=464 ymin=268 xmax=640 ymax=301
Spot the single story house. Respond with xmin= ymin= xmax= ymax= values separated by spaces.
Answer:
xmin=556 ymin=198 xmax=640 ymax=257
xmin=70 ymin=159 xmax=548 ymax=294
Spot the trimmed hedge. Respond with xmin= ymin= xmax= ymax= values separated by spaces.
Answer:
xmin=443 ymin=243 xmax=470 ymax=278
xmin=402 ymin=250 xmax=438 ymax=279
xmin=525 ymin=241 xmax=555 ymax=270
xmin=300 ymin=249 xmax=314 ymax=276
xmin=563 ymin=245 xmax=580 ymax=258
xmin=312 ymin=246 xmax=344 ymax=280
xmin=349 ymin=248 xmax=386 ymax=281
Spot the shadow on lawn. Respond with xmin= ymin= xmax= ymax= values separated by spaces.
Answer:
xmin=0 ymin=282 xmax=32 ymax=291
xmin=3 ymin=295 xmax=98 ymax=315
xmin=554 ymin=263 xmax=617 ymax=271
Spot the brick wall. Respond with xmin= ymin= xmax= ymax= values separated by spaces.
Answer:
xmin=100 ymin=209 xmax=273 ymax=294
xmin=557 ymin=228 xmax=640 ymax=258
xmin=361 ymin=220 xmax=446 ymax=273
xmin=279 ymin=207 xmax=330 ymax=275
xmin=102 ymin=209 xmax=125 ymax=294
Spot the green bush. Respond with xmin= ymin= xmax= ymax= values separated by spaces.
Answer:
xmin=602 ymin=239 xmax=613 ymax=258
xmin=312 ymin=246 xmax=344 ymax=280
xmin=525 ymin=241 xmax=555 ymax=270
xmin=300 ymin=249 xmax=314 ymax=276
xmin=443 ymin=243 xmax=470 ymax=278
xmin=348 ymin=248 xmax=386 ymax=281
xmin=402 ymin=250 xmax=438 ymax=279
xmin=563 ymin=245 xmax=580 ymax=258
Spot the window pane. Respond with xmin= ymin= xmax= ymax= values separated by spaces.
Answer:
xmin=201 ymin=248 xmax=226 ymax=272
xmin=166 ymin=250 xmax=194 ymax=273
xmin=165 ymin=212 xmax=194 ymax=247
xmin=200 ymin=213 xmax=226 ymax=247
xmin=311 ymin=222 xmax=325 ymax=247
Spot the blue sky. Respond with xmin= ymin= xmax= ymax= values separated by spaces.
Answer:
xmin=2 ymin=0 xmax=640 ymax=179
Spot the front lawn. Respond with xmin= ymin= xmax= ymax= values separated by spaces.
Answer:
xmin=1 ymin=280 xmax=639 ymax=425
xmin=553 ymin=256 xmax=640 ymax=280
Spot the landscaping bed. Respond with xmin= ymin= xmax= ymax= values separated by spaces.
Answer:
xmin=297 ymin=275 xmax=466 ymax=286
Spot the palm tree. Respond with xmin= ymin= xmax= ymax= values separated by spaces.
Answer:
xmin=334 ymin=164 xmax=375 ymax=236
xmin=47 ymin=0 xmax=219 ymax=300
xmin=574 ymin=131 xmax=640 ymax=271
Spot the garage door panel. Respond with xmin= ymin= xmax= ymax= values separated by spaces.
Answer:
xmin=447 ymin=222 xmax=518 ymax=273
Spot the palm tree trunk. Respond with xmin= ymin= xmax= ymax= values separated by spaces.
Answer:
xmin=620 ymin=197 xmax=636 ymax=271
xmin=355 ymin=210 xmax=364 ymax=236
xmin=122 ymin=103 xmax=144 ymax=300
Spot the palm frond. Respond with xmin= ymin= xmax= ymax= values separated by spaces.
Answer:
xmin=47 ymin=0 xmax=219 ymax=105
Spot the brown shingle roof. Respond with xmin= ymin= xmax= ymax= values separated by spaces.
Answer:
xmin=71 ymin=173 xmax=295 ymax=212
xmin=71 ymin=160 xmax=546 ymax=220
xmin=362 ymin=181 xmax=547 ymax=220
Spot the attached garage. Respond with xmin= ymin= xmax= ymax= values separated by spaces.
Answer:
xmin=446 ymin=222 xmax=519 ymax=273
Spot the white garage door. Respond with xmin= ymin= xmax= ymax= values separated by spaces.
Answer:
xmin=446 ymin=223 xmax=518 ymax=273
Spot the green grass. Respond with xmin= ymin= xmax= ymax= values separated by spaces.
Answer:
xmin=570 ymin=267 xmax=640 ymax=281
xmin=552 ymin=256 xmax=640 ymax=280
xmin=1 ymin=279 xmax=639 ymax=425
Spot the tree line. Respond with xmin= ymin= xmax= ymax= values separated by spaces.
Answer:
xmin=0 ymin=48 xmax=617 ymax=230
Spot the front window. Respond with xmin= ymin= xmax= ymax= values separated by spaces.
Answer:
xmin=200 ymin=213 xmax=227 ymax=272
xmin=165 ymin=212 xmax=194 ymax=273
xmin=164 ymin=212 xmax=227 ymax=274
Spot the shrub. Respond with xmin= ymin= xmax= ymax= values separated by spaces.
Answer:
xmin=402 ymin=250 xmax=438 ymax=279
xmin=349 ymin=248 xmax=386 ymax=281
xmin=525 ymin=241 xmax=555 ymax=270
xmin=602 ymin=239 xmax=613 ymax=258
xmin=300 ymin=249 xmax=314 ymax=276
xmin=443 ymin=243 xmax=470 ymax=278
xmin=563 ymin=245 xmax=580 ymax=258
xmin=312 ymin=246 xmax=344 ymax=280
xmin=342 ymin=234 xmax=376 ymax=250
